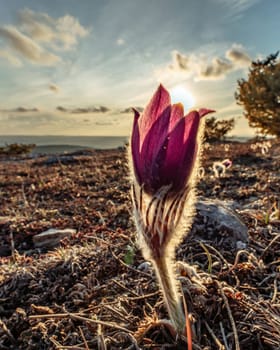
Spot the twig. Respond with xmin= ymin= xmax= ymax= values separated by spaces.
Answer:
xmin=271 ymin=277 xmax=278 ymax=303
xmin=219 ymin=321 xmax=230 ymax=350
xmin=112 ymin=278 xmax=140 ymax=297
xmin=29 ymin=312 xmax=83 ymax=320
xmin=97 ymin=324 xmax=107 ymax=350
xmin=126 ymin=290 xmax=159 ymax=301
xmin=49 ymin=336 xmax=62 ymax=347
xmin=102 ymin=304 xmax=128 ymax=320
xmin=199 ymin=242 xmax=213 ymax=274
xmin=71 ymin=313 xmax=134 ymax=334
xmin=50 ymin=336 xmax=85 ymax=349
xmin=258 ymin=273 xmax=275 ymax=287
xmin=78 ymin=326 xmax=90 ymax=350
xmin=81 ymin=290 xmax=160 ymax=314
xmin=260 ymin=233 xmax=280 ymax=259
xmin=29 ymin=312 xmax=133 ymax=334
xmin=204 ymin=244 xmax=240 ymax=288
xmin=217 ymin=281 xmax=240 ymax=350
xmin=204 ymin=320 xmax=225 ymax=350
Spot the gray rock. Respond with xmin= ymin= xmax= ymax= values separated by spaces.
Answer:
xmin=33 ymin=228 xmax=76 ymax=248
xmin=194 ymin=198 xmax=248 ymax=244
xmin=137 ymin=261 xmax=152 ymax=272
xmin=42 ymin=155 xmax=76 ymax=165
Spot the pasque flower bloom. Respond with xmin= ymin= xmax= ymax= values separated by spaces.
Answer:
xmin=131 ymin=84 xmax=213 ymax=195
xmin=130 ymin=84 xmax=214 ymax=334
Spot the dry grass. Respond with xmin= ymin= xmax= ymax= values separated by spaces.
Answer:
xmin=0 ymin=140 xmax=279 ymax=349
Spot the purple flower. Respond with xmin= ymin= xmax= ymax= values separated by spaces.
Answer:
xmin=131 ymin=84 xmax=214 ymax=195
xmin=222 ymin=158 xmax=232 ymax=168
xmin=130 ymin=85 xmax=215 ymax=332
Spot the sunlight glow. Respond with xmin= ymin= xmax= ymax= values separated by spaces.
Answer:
xmin=170 ymin=85 xmax=195 ymax=112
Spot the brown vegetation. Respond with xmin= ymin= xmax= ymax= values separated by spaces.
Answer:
xmin=0 ymin=140 xmax=279 ymax=349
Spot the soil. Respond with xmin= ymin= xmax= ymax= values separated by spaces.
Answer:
xmin=0 ymin=139 xmax=279 ymax=349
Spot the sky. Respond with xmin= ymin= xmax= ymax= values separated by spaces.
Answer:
xmin=0 ymin=0 xmax=279 ymax=137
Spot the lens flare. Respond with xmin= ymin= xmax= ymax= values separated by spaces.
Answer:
xmin=170 ymin=85 xmax=195 ymax=111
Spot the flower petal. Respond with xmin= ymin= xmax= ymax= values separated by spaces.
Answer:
xmin=138 ymin=103 xmax=184 ymax=192
xmin=130 ymin=84 xmax=213 ymax=194
xmin=138 ymin=84 xmax=171 ymax=150
xmin=131 ymin=108 xmax=142 ymax=183
xmin=154 ymin=111 xmax=201 ymax=192
xmin=198 ymin=108 xmax=215 ymax=118
xmin=138 ymin=105 xmax=171 ymax=192
xmin=169 ymin=103 xmax=184 ymax=133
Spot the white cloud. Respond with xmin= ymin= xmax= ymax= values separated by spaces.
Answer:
xmin=212 ymin=0 xmax=260 ymax=20
xmin=0 ymin=26 xmax=61 ymax=66
xmin=0 ymin=8 xmax=89 ymax=66
xmin=53 ymin=14 xmax=89 ymax=50
xmin=0 ymin=108 xmax=132 ymax=136
xmin=199 ymin=57 xmax=233 ymax=80
xmin=169 ymin=51 xmax=195 ymax=73
xmin=18 ymin=8 xmax=54 ymax=43
xmin=218 ymin=102 xmax=242 ymax=114
xmin=0 ymin=48 xmax=22 ymax=67
xmin=116 ymin=38 xmax=125 ymax=46
xmin=19 ymin=9 xmax=89 ymax=50
xmin=156 ymin=44 xmax=252 ymax=83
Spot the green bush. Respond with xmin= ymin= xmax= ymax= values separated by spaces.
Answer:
xmin=204 ymin=116 xmax=235 ymax=142
xmin=0 ymin=143 xmax=36 ymax=156
xmin=235 ymin=52 xmax=280 ymax=137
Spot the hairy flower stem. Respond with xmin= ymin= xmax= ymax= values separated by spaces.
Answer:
xmin=152 ymin=255 xmax=185 ymax=333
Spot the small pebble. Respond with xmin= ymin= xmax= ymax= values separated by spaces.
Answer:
xmin=137 ymin=261 xmax=152 ymax=271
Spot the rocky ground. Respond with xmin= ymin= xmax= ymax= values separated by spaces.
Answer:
xmin=0 ymin=139 xmax=279 ymax=349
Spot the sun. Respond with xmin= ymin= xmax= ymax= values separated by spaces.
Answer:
xmin=170 ymin=85 xmax=196 ymax=112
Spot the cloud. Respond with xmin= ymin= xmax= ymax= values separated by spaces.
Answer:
xmin=0 ymin=8 xmax=89 ymax=66
xmin=14 ymin=107 xmax=39 ymax=112
xmin=116 ymin=38 xmax=125 ymax=46
xmin=0 ymin=107 xmax=39 ymax=113
xmin=19 ymin=9 xmax=89 ymax=50
xmin=49 ymin=84 xmax=60 ymax=93
xmin=0 ymin=105 xmax=110 ymax=115
xmin=56 ymin=106 xmax=67 ymax=112
xmin=212 ymin=0 xmax=260 ymax=20
xmin=56 ymin=105 xmax=110 ymax=113
xmin=170 ymin=51 xmax=192 ymax=71
xmin=159 ymin=44 xmax=252 ymax=82
xmin=225 ymin=45 xmax=251 ymax=66
xmin=0 ymin=26 xmax=61 ymax=66
xmin=0 ymin=48 xmax=22 ymax=66
xmin=218 ymin=102 xmax=242 ymax=115
xmin=199 ymin=57 xmax=233 ymax=79
xmin=0 ymin=112 xmax=67 ymax=133
xmin=71 ymin=106 xmax=110 ymax=114
xmin=18 ymin=9 xmax=54 ymax=43
xmin=0 ymin=108 xmax=133 ymax=136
